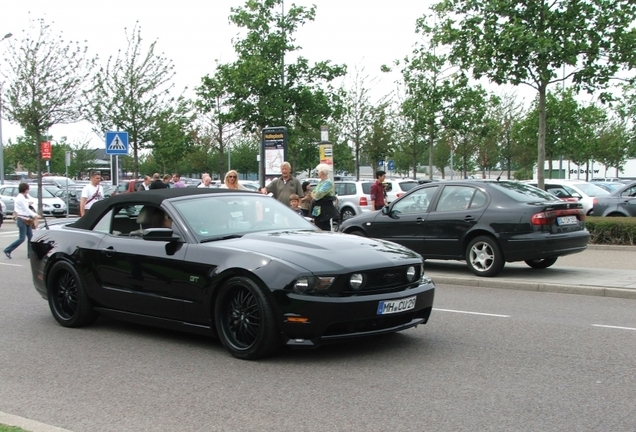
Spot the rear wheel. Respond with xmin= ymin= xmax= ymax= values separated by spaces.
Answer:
xmin=341 ymin=207 xmax=356 ymax=220
xmin=47 ymin=260 xmax=97 ymax=327
xmin=466 ymin=236 xmax=504 ymax=277
xmin=525 ymin=257 xmax=558 ymax=269
xmin=214 ymin=276 xmax=279 ymax=360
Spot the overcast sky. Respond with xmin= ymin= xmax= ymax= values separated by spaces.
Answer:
xmin=1 ymin=0 xmax=529 ymax=149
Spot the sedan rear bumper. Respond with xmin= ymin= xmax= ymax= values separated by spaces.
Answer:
xmin=502 ymin=230 xmax=590 ymax=262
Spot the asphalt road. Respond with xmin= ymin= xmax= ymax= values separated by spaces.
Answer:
xmin=1 ymin=228 xmax=635 ymax=432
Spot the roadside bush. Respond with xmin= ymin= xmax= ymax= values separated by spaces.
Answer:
xmin=586 ymin=216 xmax=636 ymax=245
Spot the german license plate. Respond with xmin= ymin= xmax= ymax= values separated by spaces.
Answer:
xmin=377 ymin=296 xmax=416 ymax=315
xmin=557 ymin=216 xmax=577 ymax=226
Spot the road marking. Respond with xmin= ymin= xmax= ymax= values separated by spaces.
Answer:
xmin=434 ymin=308 xmax=510 ymax=318
xmin=0 ymin=262 xmax=23 ymax=267
xmin=592 ymin=324 xmax=636 ymax=331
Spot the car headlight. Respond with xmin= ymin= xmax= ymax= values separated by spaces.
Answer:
xmin=350 ymin=273 xmax=365 ymax=290
xmin=293 ymin=276 xmax=335 ymax=294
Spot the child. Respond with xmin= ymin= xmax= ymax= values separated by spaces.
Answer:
xmin=289 ymin=194 xmax=304 ymax=216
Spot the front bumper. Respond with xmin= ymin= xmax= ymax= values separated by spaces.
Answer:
xmin=274 ymin=279 xmax=435 ymax=347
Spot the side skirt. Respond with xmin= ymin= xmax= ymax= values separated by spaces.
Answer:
xmin=94 ymin=307 xmax=215 ymax=337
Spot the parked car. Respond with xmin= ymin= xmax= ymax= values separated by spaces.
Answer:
xmin=334 ymin=180 xmax=374 ymax=220
xmin=28 ymin=188 xmax=435 ymax=360
xmin=0 ymin=185 xmax=67 ymax=217
xmin=48 ymin=187 xmax=81 ymax=216
xmin=528 ymin=180 xmax=610 ymax=215
xmin=593 ymin=182 xmax=625 ymax=193
xmin=26 ymin=176 xmax=77 ymax=189
xmin=339 ymin=180 xmax=590 ymax=277
xmin=591 ymin=182 xmax=636 ymax=217
xmin=383 ymin=179 xmax=420 ymax=204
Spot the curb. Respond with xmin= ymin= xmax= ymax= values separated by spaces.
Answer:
xmin=0 ymin=411 xmax=73 ymax=432
xmin=428 ymin=274 xmax=636 ymax=300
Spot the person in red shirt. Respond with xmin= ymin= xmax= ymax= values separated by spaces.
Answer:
xmin=370 ymin=170 xmax=386 ymax=210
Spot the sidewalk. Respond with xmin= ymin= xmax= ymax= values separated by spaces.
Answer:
xmin=425 ymin=245 xmax=636 ymax=300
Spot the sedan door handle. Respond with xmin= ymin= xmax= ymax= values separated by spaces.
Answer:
xmin=416 ymin=217 xmax=424 ymax=223
xmin=101 ymin=246 xmax=116 ymax=257
xmin=464 ymin=216 xmax=475 ymax=222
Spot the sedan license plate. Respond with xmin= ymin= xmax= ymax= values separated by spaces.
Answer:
xmin=557 ymin=215 xmax=577 ymax=226
xmin=377 ymin=296 xmax=416 ymax=315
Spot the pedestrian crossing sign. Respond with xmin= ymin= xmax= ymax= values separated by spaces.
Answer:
xmin=105 ymin=131 xmax=129 ymax=155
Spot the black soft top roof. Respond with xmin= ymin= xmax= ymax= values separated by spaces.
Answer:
xmin=69 ymin=188 xmax=253 ymax=229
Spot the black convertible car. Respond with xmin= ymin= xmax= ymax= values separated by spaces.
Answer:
xmin=339 ymin=180 xmax=590 ymax=277
xmin=29 ymin=188 xmax=435 ymax=359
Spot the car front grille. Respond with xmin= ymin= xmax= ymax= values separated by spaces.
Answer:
xmin=337 ymin=265 xmax=422 ymax=296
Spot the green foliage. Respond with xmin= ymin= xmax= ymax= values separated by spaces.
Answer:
xmin=229 ymin=135 xmax=260 ymax=177
xmin=86 ymin=22 xmax=177 ymax=176
xmin=150 ymin=100 xmax=196 ymax=173
xmin=513 ymin=168 xmax=533 ymax=180
xmin=427 ymin=0 xmax=636 ymax=187
xmin=586 ymin=217 xmax=636 ymax=246
xmin=211 ymin=0 xmax=346 ymax=149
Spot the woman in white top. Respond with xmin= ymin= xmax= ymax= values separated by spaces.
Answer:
xmin=4 ymin=183 xmax=38 ymax=259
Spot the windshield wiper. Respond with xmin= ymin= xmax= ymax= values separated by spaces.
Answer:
xmin=200 ymin=234 xmax=244 ymax=243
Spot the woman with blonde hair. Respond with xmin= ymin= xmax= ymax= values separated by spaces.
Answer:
xmin=223 ymin=170 xmax=248 ymax=190
xmin=310 ymin=163 xmax=339 ymax=230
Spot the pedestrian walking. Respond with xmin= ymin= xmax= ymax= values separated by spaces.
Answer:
xmin=4 ymin=183 xmax=39 ymax=259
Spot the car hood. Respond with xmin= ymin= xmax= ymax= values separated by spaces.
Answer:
xmin=211 ymin=230 xmax=421 ymax=273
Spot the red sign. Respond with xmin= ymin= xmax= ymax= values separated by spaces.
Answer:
xmin=41 ymin=141 xmax=52 ymax=160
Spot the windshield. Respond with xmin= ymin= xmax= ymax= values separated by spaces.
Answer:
xmin=485 ymin=181 xmax=559 ymax=202
xmin=28 ymin=188 xmax=55 ymax=198
xmin=172 ymin=194 xmax=317 ymax=242
xmin=572 ymin=182 xmax=610 ymax=197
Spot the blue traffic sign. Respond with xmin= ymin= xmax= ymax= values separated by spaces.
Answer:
xmin=105 ymin=131 xmax=129 ymax=155
xmin=378 ymin=159 xmax=384 ymax=167
xmin=388 ymin=160 xmax=395 ymax=171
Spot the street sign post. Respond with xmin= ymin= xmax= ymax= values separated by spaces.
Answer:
xmin=105 ymin=131 xmax=129 ymax=155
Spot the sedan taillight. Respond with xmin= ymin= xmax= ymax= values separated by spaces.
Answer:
xmin=360 ymin=197 xmax=368 ymax=206
xmin=531 ymin=208 xmax=585 ymax=225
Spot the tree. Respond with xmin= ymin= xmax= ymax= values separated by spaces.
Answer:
xmin=1 ymin=18 xmax=94 ymax=212
xmin=392 ymin=36 xmax=459 ymax=180
xmin=427 ymin=0 xmax=636 ymax=188
xmin=86 ymin=23 xmax=177 ymax=177
xmin=212 ymin=0 xmax=346 ymax=173
xmin=339 ymin=69 xmax=375 ymax=179
xmin=150 ymin=100 xmax=195 ymax=174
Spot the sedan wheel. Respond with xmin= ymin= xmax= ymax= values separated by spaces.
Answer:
xmin=466 ymin=236 xmax=505 ymax=277
xmin=47 ymin=260 xmax=97 ymax=327
xmin=525 ymin=257 xmax=558 ymax=269
xmin=215 ymin=277 xmax=279 ymax=360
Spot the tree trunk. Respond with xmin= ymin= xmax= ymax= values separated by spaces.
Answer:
xmin=537 ymin=83 xmax=547 ymax=189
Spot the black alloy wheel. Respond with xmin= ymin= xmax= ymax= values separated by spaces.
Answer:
xmin=215 ymin=277 xmax=279 ymax=360
xmin=47 ymin=260 xmax=97 ymax=327
xmin=466 ymin=235 xmax=505 ymax=277
xmin=524 ymin=257 xmax=558 ymax=269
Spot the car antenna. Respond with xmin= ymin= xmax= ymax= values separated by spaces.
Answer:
xmin=496 ymin=170 xmax=504 ymax=181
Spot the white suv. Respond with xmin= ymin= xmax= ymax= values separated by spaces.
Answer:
xmin=383 ymin=179 xmax=420 ymax=204
xmin=334 ymin=181 xmax=374 ymax=220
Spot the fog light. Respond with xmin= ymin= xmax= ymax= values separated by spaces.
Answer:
xmin=293 ymin=277 xmax=311 ymax=294
xmin=406 ymin=266 xmax=416 ymax=282
xmin=350 ymin=273 xmax=364 ymax=290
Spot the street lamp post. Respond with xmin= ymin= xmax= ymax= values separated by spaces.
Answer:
xmin=0 ymin=32 xmax=14 ymax=185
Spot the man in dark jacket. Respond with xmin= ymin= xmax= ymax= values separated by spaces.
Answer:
xmin=148 ymin=173 xmax=168 ymax=190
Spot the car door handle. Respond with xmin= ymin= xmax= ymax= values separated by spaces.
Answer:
xmin=101 ymin=246 xmax=116 ymax=257
xmin=416 ymin=217 xmax=424 ymax=223
xmin=464 ymin=216 xmax=475 ymax=222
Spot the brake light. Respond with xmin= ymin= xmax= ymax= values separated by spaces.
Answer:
xmin=360 ymin=197 xmax=368 ymax=206
xmin=531 ymin=208 xmax=584 ymax=225
xmin=396 ymin=193 xmax=403 ymax=198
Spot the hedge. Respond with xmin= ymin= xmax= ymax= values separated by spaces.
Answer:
xmin=585 ymin=216 xmax=636 ymax=246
